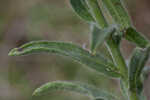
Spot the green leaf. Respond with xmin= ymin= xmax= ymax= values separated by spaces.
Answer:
xmin=101 ymin=0 xmax=131 ymax=30
xmin=33 ymin=81 xmax=93 ymax=97
xmin=77 ymin=82 xmax=120 ymax=100
xmin=9 ymin=41 xmax=121 ymax=78
xmin=129 ymin=47 xmax=150 ymax=93
xmin=90 ymin=24 xmax=117 ymax=53
xmin=98 ymin=0 xmax=115 ymax=25
xmin=70 ymin=0 xmax=94 ymax=22
xmin=124 ymin=27 xmax=149 ymax=48
xmin=86 ymin=0 xmax=108 ymax=28
xmin=33 ymin=81 xmax=119 ymax=100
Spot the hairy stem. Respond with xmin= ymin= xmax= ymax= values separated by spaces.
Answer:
xmin=85 ymin=0 xmax=145 ymax=100
xmin=106 ymin=38 xmax=130 ymax=99
xmin=86 ymin=0 xmax=131 ymax=99
xmin=106 ymin=39 xmax=128 ymax=83
xmin=86 ymin=0 xmax=128 ymax=81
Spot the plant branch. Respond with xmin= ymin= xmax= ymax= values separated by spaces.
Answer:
xmin=86 ymin=0 xmax=130 ymax=99
xmin=129 ymin=91 xmax=140 ymax=100
xmin=106 ymin=38 xmax=128 ymax=83
xmin=86 ymin=0 xmax=128 ymax=81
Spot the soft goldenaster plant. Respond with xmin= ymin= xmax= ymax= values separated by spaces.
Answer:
xmin=9 ymin=0 xmax=150 ymax=100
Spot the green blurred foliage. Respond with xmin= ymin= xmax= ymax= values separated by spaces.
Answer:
xmin=0 ymin=0 xmax=150 ymax=100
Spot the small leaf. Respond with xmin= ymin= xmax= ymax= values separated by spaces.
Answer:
xmin=124 ymin=27 xmax=149 ymax=48
xmin=129 ymin=47 xmax=150 ymax=93
xmin=98 ymin=0 xmax=115 ymax=25
xmin=9 ymin=41 xmax=121 ymax=78
xmin=33 ymin=81 xmax=119 ymax=100
xmin=101 ymin=0 xmax=131 ymax=30
xmin=70 ymin=0 xmax=94 ymax=22
xmin=90 ymin=24 xmax=117 ymax=53
xmin=86 ymin=0 xmax=108 ymax=28
xmin=33 ymin=81 xmax=93 ymax=97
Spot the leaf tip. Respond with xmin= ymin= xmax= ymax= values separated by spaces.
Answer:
xmin=32 ymin=89 xmax=39 ymax=97
xmin=32 ymin=85 xmax=45 ymax=97
xmin=8 ymin=48 xmax=20 ymax=56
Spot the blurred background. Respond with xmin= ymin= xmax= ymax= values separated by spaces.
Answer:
xmin=0 ymin=0 xmax=150 ymax=100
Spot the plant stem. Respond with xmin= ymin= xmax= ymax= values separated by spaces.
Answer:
xmin=86 ymin=1 xmax=144 ymax=100
xmin=86 ymin=0 xmax=128 ymax=82
xmin=129 ymin=91 xmax=140 ymax=100
xmin=106 ymin=38 xmax=129 ymax=99
xmin=106 ymin=39 xmax=128 ymax=83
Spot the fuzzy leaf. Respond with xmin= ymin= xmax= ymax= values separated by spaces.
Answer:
xmin=86 ymin=0 xmax=108 ymax=28
xmin=9 ymin=41 xmax=121 ymax=77
xmin=70 ymin=0 xmax=94 ymax=22
xmin=33 ymin=81 xmax=93 ymax=97
xmin=90 ymin=24 xmax=117 ymax=53
xmin=33 ymin=81 xmax=119 ymax=100
xmin=124 ymin=27 xmax=149 ymax=48
xmin=101 ymin=0 xmax=131 ymax=30
xmin=98 ymin=0 xmax=115 ymax=25
xmin=129 ymin=47 xmax=150 ymax=93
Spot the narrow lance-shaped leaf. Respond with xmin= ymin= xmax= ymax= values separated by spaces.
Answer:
xmin=124 ymin=27 xmax=149 ymax=48
xmin=70 ymin=0 xmax=94 ymax=22
xmin=129 ymin=47 xmax=150 ymax=93
xmin=98 ymin=0 xmax=115 ymax=25
xmin=33 ymin=81 xmax=119 ymax=100
xmin=101 ymin=0 xmax=131 ymax=30
xmin=86 ymin=0 xmax=108 ymax=28
xmin=33 ymin=81 xmax=93 ymax=98
xmin=9 ymin=41 xmax=121 ymax=78
xmin=90 ymin=24 xmax=117 ymax=53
